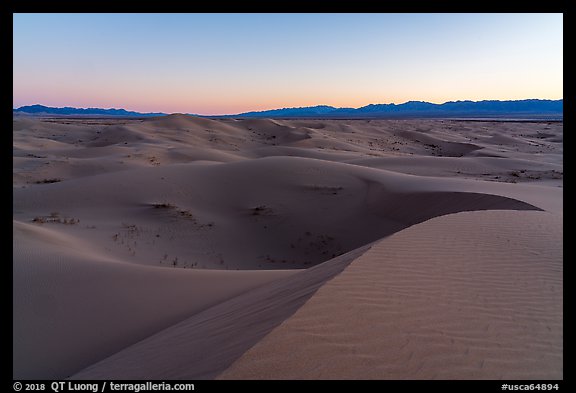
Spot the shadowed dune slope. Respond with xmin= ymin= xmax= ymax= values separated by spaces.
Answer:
xmin=13 ymin=221 xmax=295 ymax=379
xmin=70 ymin=244 xmax=373 ymax=380
xmin=13 ymin=156 xmax=542 ymax=271
xmin=70 ymin=194 xmax=541 ymax=380
xmin=219 ymin=210 xmax=562 ymax=380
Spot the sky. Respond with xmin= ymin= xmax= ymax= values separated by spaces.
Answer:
xmin=13 ymin=13 xmax=563 ymax=115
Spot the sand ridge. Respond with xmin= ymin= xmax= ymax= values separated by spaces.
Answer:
xmin=218 ymin=210 xmax=562 ymax=380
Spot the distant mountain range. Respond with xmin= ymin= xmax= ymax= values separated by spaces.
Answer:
xmin=14 ymin=99 xmax=563 ymax=119
xmin=227 ymin=99 xmax=563 ymax=119
xmin=13 ymin=104 xmax=165 ymax=117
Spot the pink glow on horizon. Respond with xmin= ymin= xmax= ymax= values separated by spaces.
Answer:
xmin=14 ymin=13 xmax=562 ymax=116
xmin=13 ymin=91 xmax=564 ymax=116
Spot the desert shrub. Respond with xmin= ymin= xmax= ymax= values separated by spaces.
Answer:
xmin=34 ymin=178 xmax=61 ymax=184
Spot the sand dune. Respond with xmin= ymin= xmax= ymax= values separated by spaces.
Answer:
xmin=13 ymin=220 xmax=294 ymax=379
xmin=219 ymin=210 xmax=562 ymax=380
xmin=13 ymin=156 xmax=544 ymax=271
xmin=13 ymin=116 xmax=562 ymax=379
xmin=345 ymin=156 xmax=562 ymax=182
xmin=70 ymin=244 xmax=374 ymax=380
xmin=397 ymin=129 xmax=482 ymax=156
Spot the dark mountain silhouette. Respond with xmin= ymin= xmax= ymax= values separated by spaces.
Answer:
xmin=14 ymin=99 xmax=562 ymax=119
xmin=231 ymin=105 xmax=346 ymax=117
xmin=13 ymin=104 xmax=165 ymax=117
xmin=230 ymin=99 xmax=562 ymax=119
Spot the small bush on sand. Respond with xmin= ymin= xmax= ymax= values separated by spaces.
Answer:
xmin=34 ymin=178 xmax=61 ymax=184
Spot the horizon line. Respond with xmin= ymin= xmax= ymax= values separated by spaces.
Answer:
xmin=14 ymin=97 xmax=564 ymax=117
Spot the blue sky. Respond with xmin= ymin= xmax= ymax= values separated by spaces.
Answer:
xmin=13 ymin=13 xmax=563 ymax=115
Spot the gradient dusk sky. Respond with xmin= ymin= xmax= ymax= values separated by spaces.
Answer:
xmin=13 ymin=13 xmax=562 ymax=115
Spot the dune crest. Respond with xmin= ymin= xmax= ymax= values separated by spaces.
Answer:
xmin=219 ymin=210 xmax=562 ymax=380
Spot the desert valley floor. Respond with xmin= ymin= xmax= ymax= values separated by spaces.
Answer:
xmin=13 ymin=116 xmax=562 ymax=379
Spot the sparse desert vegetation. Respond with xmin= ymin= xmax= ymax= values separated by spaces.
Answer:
xmin=33 ymin=178 xmax=62 ymax=184
xmin=32 ymin=211 xmax=79 ymax=225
